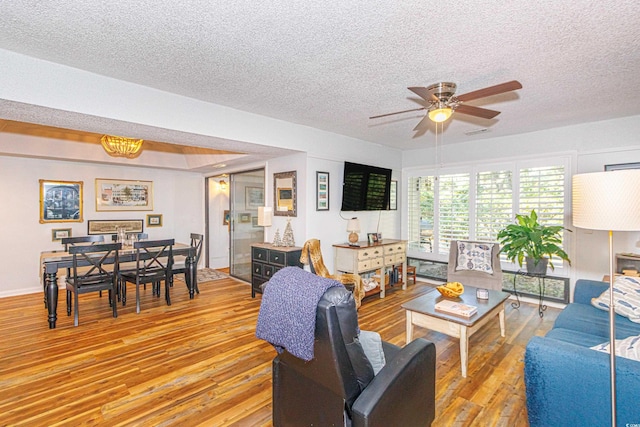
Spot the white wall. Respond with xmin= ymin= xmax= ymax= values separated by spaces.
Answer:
xmin=0 ymin=155 xmax=203 ymax=297
xmin=402 ymin=115 xmax=640 ymax=285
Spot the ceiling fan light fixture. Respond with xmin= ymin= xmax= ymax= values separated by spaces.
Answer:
xmin=428 ymin=107 xmax=452 ymax=123
xmin=100 ymin=135 xmax=144 ymax=158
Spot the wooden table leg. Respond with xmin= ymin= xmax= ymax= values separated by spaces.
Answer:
xmin=405 ymin=311 xmax=414 ymax=345
xmin=45 ymin=271 xmax=58 ymax=329
xmin=499 ymin=308 xmax=506 ymax=337
xmin=460 ymin=326 xmax=469 ymax=378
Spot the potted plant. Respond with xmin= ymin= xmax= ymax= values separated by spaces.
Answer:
xmin=497 ymin=209 xmax=571 ymax=274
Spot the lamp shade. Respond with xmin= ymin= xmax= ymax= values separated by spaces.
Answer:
xmin=346 ymin=218 xmax=361 ymax=232
xmin=573 ymin=170 xmax=640 ymax=231
xmin=258 ymin=207 xmax=272 ymax=227
xmin=428 ymin=107 xmax=452 ymax=123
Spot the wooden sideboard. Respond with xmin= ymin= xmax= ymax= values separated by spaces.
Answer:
xmin=333 ymin=239 xmax=407 ymax=298
xmin=250 ymin=243 xmax=303 ymax=297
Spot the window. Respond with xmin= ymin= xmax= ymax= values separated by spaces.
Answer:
xmin=407 ymin=156 xmax=571 ymax=271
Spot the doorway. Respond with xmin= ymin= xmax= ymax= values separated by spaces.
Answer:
xmin=207 ymin=169 xmax=265 ymax=282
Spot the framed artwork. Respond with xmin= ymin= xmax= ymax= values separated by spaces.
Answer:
xmin=39 ymin=179 xmax=83 ymax=223
xmin=316 ymin=171 xmax=330 ymax=211
xmin=367 ymin=233 xmax=379 ymax=245
xmin=605 ymin=162 xmax=640 ymax=171
xmin=239 ymin=213 xmax=251 ymax=223
xmin=245 ymin=187 xmax=264 ymax=209
xmin=95 ymin=178 xmax=153 ymax=211
xmin=223 ymin=210 xmax=230 ymax=225
xmin=390 ymin=180 xmax=397 ymax=210
xmin=87 ymin=219 xmax=144 ymax=235
xmin=51 ymin=228 xmax=72 ymax=241
xmin=274 ymin=171 xmax=297 ymax=217
xmin=146 ymin=214 xmax=163 ymax=227
xmin=252 ymin=216 xmax=259 ymax=227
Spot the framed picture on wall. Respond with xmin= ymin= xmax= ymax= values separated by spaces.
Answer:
xmin=316 ymin=171 xmax=330 ymax=211
xmin=51 ymin=228 xmax=72 ymax=241
xmin=605 ymin=162 xmax=640 ymax=171
xmin=39 ymin=179 xmax=83 ymax=223
xmin=146 ymin=214 xmax=163 ymax=227
xmin=95 ymin=178 xmax=153 ymax=211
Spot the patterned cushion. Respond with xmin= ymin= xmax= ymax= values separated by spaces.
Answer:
xmin=591 ymin=276 xmax=640 ymax=323
xmin=591 ymin=334 xmax=640 ymax=361
xmin=455 ymin=241 xmax=494 ymax=274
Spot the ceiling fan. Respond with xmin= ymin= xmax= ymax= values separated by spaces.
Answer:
xmin=370 ymin=80 xmax=522 ymax=131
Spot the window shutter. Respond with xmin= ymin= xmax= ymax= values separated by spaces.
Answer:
xmin=475 ymin=170 xmax=513 ymax=241
xmin=438 ymin=173 xmax=470 ymax=254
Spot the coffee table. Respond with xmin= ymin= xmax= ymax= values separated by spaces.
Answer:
xmin=402 ymin=286 xmax=510 ymax=377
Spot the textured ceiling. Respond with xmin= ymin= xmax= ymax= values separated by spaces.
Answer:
xmin=1 ymin=0 xmax=639 ymax=159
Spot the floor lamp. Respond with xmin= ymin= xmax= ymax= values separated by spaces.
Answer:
xmin=572 ymin=169 xmax=640 ymax=427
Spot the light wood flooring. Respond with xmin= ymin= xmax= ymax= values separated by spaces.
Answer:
xmin=0 ymin=274 xmax=559 ymax=426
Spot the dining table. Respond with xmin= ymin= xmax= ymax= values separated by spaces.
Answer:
xmin=40 ymin=242 xmax=197 ymax=329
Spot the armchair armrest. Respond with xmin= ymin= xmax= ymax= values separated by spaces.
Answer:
xmin=351 ymin=338 xmax=436 ymax=427
xmin=525 ymin=336 xmax=640 ymax=427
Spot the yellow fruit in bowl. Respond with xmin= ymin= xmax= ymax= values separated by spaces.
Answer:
xmin=437 ymin=282 xmax=464 ymax=298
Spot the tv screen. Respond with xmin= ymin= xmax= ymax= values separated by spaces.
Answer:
xmin=341 ymin=162 xmax=392 ymax=211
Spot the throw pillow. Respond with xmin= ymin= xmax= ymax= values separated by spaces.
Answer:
xmin=455 ymin=241 xmax=494 ymax=274
xmin=591 ymin=276 xmax=640 ymax=323
xmin=359 ymin=330 xmax=386 ymax=375
xmin=591 ymin=334 xmax=640 ymax=361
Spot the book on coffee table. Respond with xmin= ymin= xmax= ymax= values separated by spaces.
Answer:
xmin=435 ymin=300 xmax=478 ymax=317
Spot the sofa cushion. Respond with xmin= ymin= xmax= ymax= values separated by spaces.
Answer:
xmin=553 ymin=302 xmax=640 ymax=340
xmin=591 ymin=334 xmax=640 ymax=361
xmin=591 ymin=276 xmax=640 ymax=323
xmin=545 ymin=328 xmax=608 ymax=348
xmin=455 ymin=241 xmax=494 ymax=274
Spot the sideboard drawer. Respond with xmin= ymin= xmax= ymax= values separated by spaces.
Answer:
xmin=269 ymin=250 xmax=285 ymax=266
xmin=252 ymin=246 xmax=268 ymax=262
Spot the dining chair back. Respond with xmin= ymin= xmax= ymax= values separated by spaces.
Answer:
xmin=171 ymin=233 xmax=203 ymax=293
xmin=119 ymin=239 xmax=175 ymax=313
xmin=61 ymin=235 xmax=107 ymax=309
xmin=65 ymin=242 xmax=120 ymax=326
xmin=61 ymin=235 xmax=105 ymax=250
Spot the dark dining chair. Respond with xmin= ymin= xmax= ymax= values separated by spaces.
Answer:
xmin=60 ymin=235 xmax=106 ymax=310
xmin=170 ymin=233 xmax=203 ymax=293
xmin=119 ymin=239 xmax=174 ymax=313
xmin=65 ymin=242 xmax=120 ymax=326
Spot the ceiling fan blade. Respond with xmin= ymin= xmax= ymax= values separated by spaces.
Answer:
xmin=456 ymin=80 xmax=522 ymax=102
xmin=413 ymin=114 xmax=431 ymax=131
xmin=455 ymin=104 xmax=501 ymax=119
xmin=408 ymin=87 xmax=438 ymax=102
xmin=369 ymin=107 xmax=426 ymax=120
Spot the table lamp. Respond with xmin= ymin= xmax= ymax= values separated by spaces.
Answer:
xmin=347 ymin=218 xmax=361 ymax=245
xmin=572 ymin=169 xmax=640 ymax=427
xmin=258 ymin=207 xmax=272 ymax=227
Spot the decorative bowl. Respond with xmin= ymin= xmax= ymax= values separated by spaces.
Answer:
xmin=437 ymin=282 xmax=464 ymax=298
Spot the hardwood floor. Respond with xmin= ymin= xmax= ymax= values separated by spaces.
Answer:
xmin=0 ymin=273 xmax=558 ymax=426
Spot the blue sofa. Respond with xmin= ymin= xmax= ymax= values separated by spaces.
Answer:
xmin=524 ymin=279 xmax=640 ymax=427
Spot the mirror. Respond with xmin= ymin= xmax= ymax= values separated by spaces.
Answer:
xmin=274 ymin=171 xmax=297 ymax=217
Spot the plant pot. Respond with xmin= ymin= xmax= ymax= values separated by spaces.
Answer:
xmin=526 ymin=257 xmax=548 ymax=275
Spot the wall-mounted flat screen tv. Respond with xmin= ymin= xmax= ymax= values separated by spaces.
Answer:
xmin=341 ymin=161 xmax=392 ymax=211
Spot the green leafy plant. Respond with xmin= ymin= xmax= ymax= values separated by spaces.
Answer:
xmin=497 ymin=209 xmax=571 ymax=270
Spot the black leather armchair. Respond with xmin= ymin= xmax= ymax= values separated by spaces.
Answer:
xmin=271 ymin=286 xmax=436 ymax=427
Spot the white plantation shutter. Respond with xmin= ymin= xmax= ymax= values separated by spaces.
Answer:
xmin=519 ymin=166 xmax=565 ymax=224
xmin=406 ymin=156 xmax=570 ymax=271
xmin=475 ymin=170 xmax=513 ymax=241
xmin=407 ymin=176 xmax=422 ymax=250
xmin=437 ymin=173 xmax=470 ymax=254
xmin=518 ymin=165 xmax=567 ymax=267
